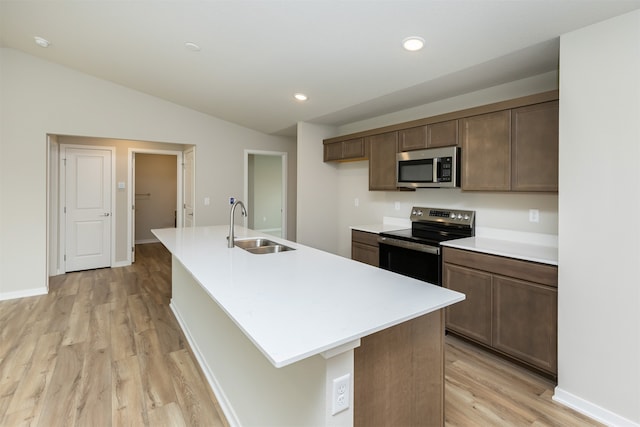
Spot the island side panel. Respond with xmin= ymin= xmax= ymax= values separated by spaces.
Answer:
xmin=354 ymin=310 xmax=444 ymax=427
xmin=170 ymin=255 xmax=351 ymax=426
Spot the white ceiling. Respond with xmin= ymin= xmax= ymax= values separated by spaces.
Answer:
xmin=2 ymin=1 xmax=640 ymax=136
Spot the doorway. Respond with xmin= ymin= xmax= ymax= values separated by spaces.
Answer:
xmin=128 ymin=148 xmax=183 ymax=263
xmin=244 ymin=150 xmax=287 ymax=239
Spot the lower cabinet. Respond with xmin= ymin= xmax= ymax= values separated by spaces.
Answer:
xmin=351 ymin=230 xmax=379 ymax=267
xmin=443 ymin=247 xmax=557 ymax=376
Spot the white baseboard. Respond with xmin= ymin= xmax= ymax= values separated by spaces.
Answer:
xmin=169 ymin=301 xmax=241 ymax=427
xmin=0 ymin=286 xmax=47 ymax=302
xmin=554 ymin=387 xmax=639 ymax=427
xmin=112 ymin=260 xmax=131 ymax=268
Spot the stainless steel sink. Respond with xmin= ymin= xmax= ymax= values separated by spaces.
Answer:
xmin=234 ymin=238 xmax=277 ymax=249
xmin=245 ymin=245 xmax=294 ymax=254
xmin=234 ymin=238 xmax=295 ymax=254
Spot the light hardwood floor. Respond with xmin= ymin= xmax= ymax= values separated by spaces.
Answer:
xmin=1 ymin=243 xmax=601 ymax=427
xmin=0 ymin=243 xmax=227 ymax=427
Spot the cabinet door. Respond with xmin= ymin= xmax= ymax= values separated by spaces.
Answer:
xmin=461 ymin=110 xmax=511 ymax=191
xmin=427 ymin=120 xmax=458 ymax=148
xmin=351 ymin=242 xmax=379 ymax=267
xmin=368 ymin=131 xmax=398 ymax=191
xmin=398 ymin=126 xmax=427 ymax=151
xmin=511 ymin=101 xmax=559 ymax=191
xmin=443 ymin=263 xmax=492 ymax=345
xmin=323 ymin=138 xmax=365 ymax=162
xmin=492 ymin=275 xmax=557 ymax=374
xmin=324 ymin=141 xmax=343 ymax=162
xmin=343 ymin=138 xmax=366 ymax=160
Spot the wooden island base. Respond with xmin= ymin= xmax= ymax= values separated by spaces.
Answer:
xmin=355 ymin=310 xmax=444 ymax=427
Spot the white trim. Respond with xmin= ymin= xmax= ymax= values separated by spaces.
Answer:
xmin=170 ymin=301 xmax=242 ymax=427
xmin=127 ymin=148 xmax=184 ymax=264
xmin=111 ymin=260 xmax=131 ymax=268
xmin=243 ymin=149 xmax=288 ymax=239
xmin=183 ymin=146 xmax=196 ymax=227
xmin=553 ymin=387 xmax=639 ymax=427
xmin=59 ymin=144 xmax=116 ymax=272
xmin=0 ymin=287 xmax=48 ymax=302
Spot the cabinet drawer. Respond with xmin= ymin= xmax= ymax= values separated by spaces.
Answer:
xmin=351 ymin=230 xmax=379 ymax=246
xmin=443 ymin=247 xmax=557 ymax=287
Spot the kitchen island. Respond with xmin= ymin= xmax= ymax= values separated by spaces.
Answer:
xmin=152 ymin=225 xmax=464 ymax=427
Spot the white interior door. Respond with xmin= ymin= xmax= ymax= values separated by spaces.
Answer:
xmin=183 ymin=147 xmax=195 ymax=227
xmin=64 ymin=147 xmax=112 ymax=272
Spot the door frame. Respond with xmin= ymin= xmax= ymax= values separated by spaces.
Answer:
xmin=127 ymin=148 xmax=184 ymax=264
xmin=244 ymin=149 xmax=288 ymax=239
xmin=59 ymin=144 xmax=116 ymax=273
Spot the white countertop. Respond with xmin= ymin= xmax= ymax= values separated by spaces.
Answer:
xmin=152 ymin=225 xmax=464 ymax=368
xmin=441 ymin=236 xmax=558 ymax=265
xmin=351 ymin=221 xmax=558 ymax=266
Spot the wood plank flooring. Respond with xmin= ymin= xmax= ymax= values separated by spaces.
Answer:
xmin=1 ymin=243 xmax=601 ymax=427
xmin=0 ymin=243 xmax=227 ymax=427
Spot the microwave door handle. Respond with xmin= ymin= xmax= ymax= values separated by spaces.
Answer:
xmin=433 ymin=157 xmax=439 ymax=182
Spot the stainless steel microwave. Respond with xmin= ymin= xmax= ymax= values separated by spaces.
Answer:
xmin=396 ymin=146 xmax=460 ymax=188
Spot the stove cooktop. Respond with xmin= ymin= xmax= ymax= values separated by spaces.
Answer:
xmin=379 ymin=206 xmax=475 ymax=246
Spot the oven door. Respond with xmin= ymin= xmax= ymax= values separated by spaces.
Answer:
xmin=378 ymin=236 xmax=441 ymax=285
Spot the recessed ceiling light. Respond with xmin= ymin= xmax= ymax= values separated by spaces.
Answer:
xmin=402 ymin=36 xmax=425 ymax=52
xmin=184 ymin=42 xmax=201 ymax=52
xmin=294 ymin=93 xmax=308 ymax=102
xmin=34 ymin=36 xmax=50 ymax=48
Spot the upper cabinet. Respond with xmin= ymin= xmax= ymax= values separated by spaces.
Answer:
xmin=511 ymin=101 xmax=559 ymax=192
xmin=461 ymin=110 xmax=512 ymax=191
xmin=398 ymin=119 xmax=459 ymax=152
xmin=461 ymin=100 xmax=558 ymax=192
xmin=323 ymin=91 xmax=558 ymax=193
xmin=323 ymin=137 xmax=366 ymax=162
xmin=368 ymin=131 xmax=398 ymax=191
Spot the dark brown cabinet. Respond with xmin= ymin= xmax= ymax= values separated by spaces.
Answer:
xmin=322 ymin=91 xmax=558 ymax=193
xmin=398 ymin=119 xmax=458 ymax=152
xmin=398 ymin=126 xmax=427 ymax=151
xmin=351 ymin=230 xmax=379 ymax=267
xmin=443 ymin=263 xmax=492 ymax=345
xmin=367 ymin=131 xmax=398 ymax=191
xmin=461 ymin=101 xmax=558 ymax=192
xmin=323 ymin=137 xmax=366 ymax=162
xmin=492 ymin=275 xmax=557 ymax=373
xmin=511 ymin=101 xmax=559 ymax=191
xmin=461 ymin=110 xmax=512 ymax=191
xmin=443 ymin=247 xmax=557 ymax=376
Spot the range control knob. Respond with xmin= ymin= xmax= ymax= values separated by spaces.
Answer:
xmin=416 ymin=210 xmax=423 ymax=216
xmin=464 ymin=214 xmax=470 ymax=220
xmin=449 ymin=213 xmax=456 ymax=219
xmin=457 ymin=213 xmax=463 ymax=220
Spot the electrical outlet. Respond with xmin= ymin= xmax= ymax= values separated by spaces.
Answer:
xmin=229 ymin=197 xmax=235 ymax=205
xmin=394 ymin=201 xmax=401 ymax=211
xmin=529 ymin=209 xmax=540 ymax=223
xmin=332 ymin=374 xmax=350 ymax=415
xmin=354 ymin=198 xmax=359 ymax=207
xmin=204 ymin=197 xmax=210 ymax=206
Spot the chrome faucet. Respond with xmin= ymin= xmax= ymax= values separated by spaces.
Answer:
xmin=227 ymin=200 xmax=247 ymax=248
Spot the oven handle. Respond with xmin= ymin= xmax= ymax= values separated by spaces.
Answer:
xmin=377 ymin=236 xmax=440 ymax=255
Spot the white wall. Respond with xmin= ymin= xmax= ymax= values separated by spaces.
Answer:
xmin=296 ymin=122 xmax=340 ymax=253
xmin=0 ymin=48 xmax=296 ymax=299
xmin=555 ymin=10 xmax=640 ymax=426
xmin=298 ymin=72 xmax=560 ymax=258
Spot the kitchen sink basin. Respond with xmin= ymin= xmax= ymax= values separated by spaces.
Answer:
xmin=234 ymin=238 xmax=295 ymax=254
xmin=234 ymin=238 xmax=277 ymax=249
xmin=244 ymin=245 xmax=294 ymax=255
